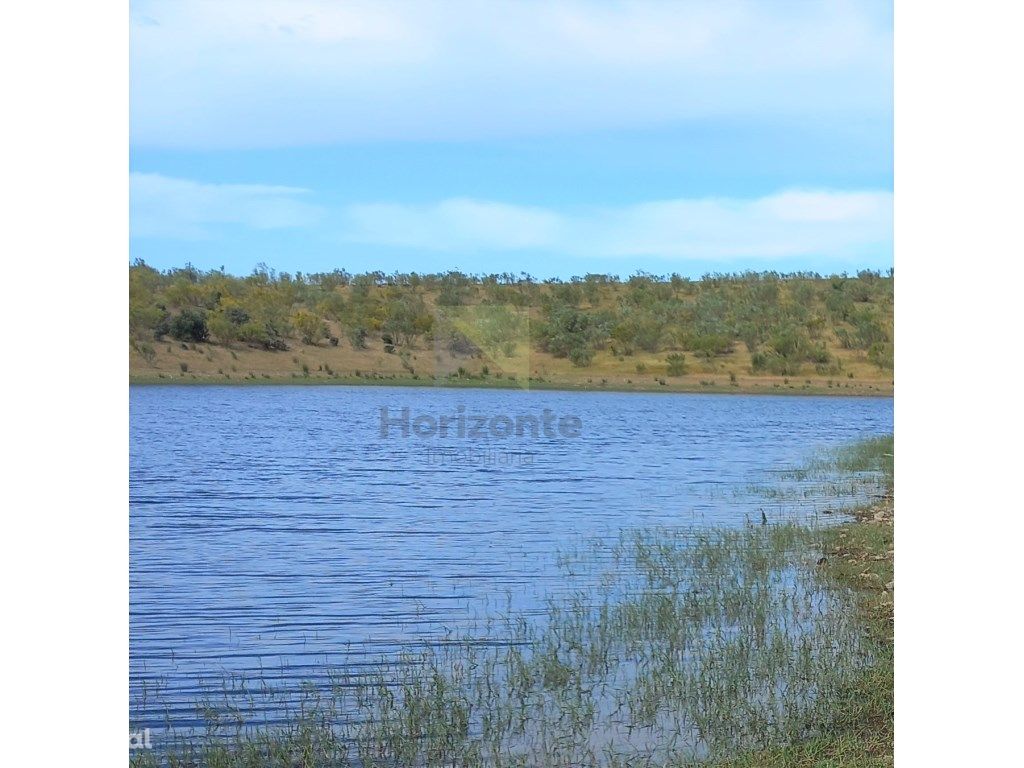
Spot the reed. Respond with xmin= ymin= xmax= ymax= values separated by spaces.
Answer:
xmin=131 ymin=520 xmax=883 ymax=766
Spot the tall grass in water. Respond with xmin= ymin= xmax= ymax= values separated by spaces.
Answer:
xmin=132 ymin=522 xmax=880 ymax=767
xmin=744 ymin=434 xmax=893 ymax=514
xmin=788 ymin=435 xmax=892 ymax=491
xmin=831 ymin=435 xmax=893 ymax=491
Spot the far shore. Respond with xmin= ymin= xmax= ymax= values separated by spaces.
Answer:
xmin=129 ymin=372 xmax=893 ymax=397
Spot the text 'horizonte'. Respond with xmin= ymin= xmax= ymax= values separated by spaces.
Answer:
xmin=379 ymin=406 xmax=582 ymax=439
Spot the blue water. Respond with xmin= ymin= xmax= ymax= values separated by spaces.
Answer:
xmin=129 ymin=385 xmax=892 ymax=731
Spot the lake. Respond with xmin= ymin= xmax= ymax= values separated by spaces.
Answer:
xmin=129 ymin=385 xmax=892 ymax=734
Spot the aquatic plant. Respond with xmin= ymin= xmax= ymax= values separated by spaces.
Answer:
xmin=131 ymin=522 xmax=878 ymax=767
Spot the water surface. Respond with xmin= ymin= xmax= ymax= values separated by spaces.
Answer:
xmin=129 ymin=386 xmax=892 ymax=731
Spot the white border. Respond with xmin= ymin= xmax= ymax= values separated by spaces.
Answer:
xmin=5 ymin=1 xmax=1024 ymax=763
xmin=5 ymin=1 xmax=125 ymax=763
xmin=897 ymin=0 xmax=1023 ymax=763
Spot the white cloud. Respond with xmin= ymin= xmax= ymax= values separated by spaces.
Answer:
xmin=130 ymin=172 xmax=891 ymax=262
xmin=341 ymin=190 xmax=893 ymax=261
xmin=130 ymin=173 xmax=323 ymax=238
xmin=130 ymin=0 xmax=892 ymax=148
xmin=346 ymin=199 xmax=566 ymax=251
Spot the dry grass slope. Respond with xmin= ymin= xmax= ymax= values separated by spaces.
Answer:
xmin=130 ymin=267 xmax=894 ymax=395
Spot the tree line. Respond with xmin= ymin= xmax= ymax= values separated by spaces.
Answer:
xmin=130 ymin=261 xmax=894 ymax=373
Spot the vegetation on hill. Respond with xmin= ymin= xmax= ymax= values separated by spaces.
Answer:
xmin=129 ymin=262 xmax=893 ymax=389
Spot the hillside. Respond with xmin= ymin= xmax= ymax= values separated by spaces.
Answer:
xmin=129 ymin=264 xmax=894 ymax=395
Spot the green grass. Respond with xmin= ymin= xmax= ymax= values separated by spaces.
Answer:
xmin=728 ymin=511 xmax=893 ymax=767
xmin=831 ymin=436 xmax=893 ymax=491
xmin=791 ymin=436 xmax=893 ymax=490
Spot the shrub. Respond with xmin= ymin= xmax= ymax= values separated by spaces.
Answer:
xmin=153 ymin=314 xmax=171 ymax=340
xmin=806 ymin=342 xmax=832 ymax=365
xmin=538 ymin=306 xmax=610 ymax=365
xmin=239 ymin=322 xmax=287 ymax=350
xmin=612 ymin=310 xmax=665 ymax=353
xmin=851 ymin=309 xmax=890 ymax=349
xmin=399 ymin=350 xmax=415 ymax=374
xmin=169 ymin=309 xmax=209 ymax=343
xmin=665 ymin=353 xmax=688 ymax=377
xmin=129 ymin=303 xmax=169 ymax=340
xmin=868 ymin=342 xmax=894 ymax=370
xmin=293 ymin=310 xmax=327 ymax=345
xmin=686 ymin=333 xmax=733 ymax=358
xmin=769 ymin=327 xmax=806 ymax=360
xmin=446 ymin=332 xmax=481 ymax=357
xmin=751 ymin=351 xmax=800 ymax=377
xmin=207 ymin=313 xmax=239 ymax=344
xmin=475 ymin=306 xmax=525 ymax=357
xmin=437 ymin=287 xmax=466 ymax=306
xmin=569 ymin=346 xmax=595 ymax=367
xmin=347 ymin=327 xmax=368 ymax=349
xmin=825 ymin=289 xmax=854 ymax=321
xmin=133 ymin=341 xmax=156 ymax=364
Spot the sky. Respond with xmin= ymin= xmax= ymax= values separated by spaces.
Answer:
xmin=129 ymin=0 xmax=893 ymax=280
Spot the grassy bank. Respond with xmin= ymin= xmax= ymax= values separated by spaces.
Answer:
xmin=728 ymin=497 xmax=893 ymax=767
xmin=129 ymin=336 xmax=893 ymax=397
xmin=131 ymin=438 xmax=894 ymax=767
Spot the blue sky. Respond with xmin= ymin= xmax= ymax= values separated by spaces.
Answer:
xmin=130 ymin=0 xmax=893 ymax=279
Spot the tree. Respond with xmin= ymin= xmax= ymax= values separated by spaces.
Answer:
xmin=381 ymin=295 xmax=432 ymax=346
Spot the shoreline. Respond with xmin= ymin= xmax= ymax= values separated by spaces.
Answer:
xmin=129 ymin=373 xmax=893 ymax=397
